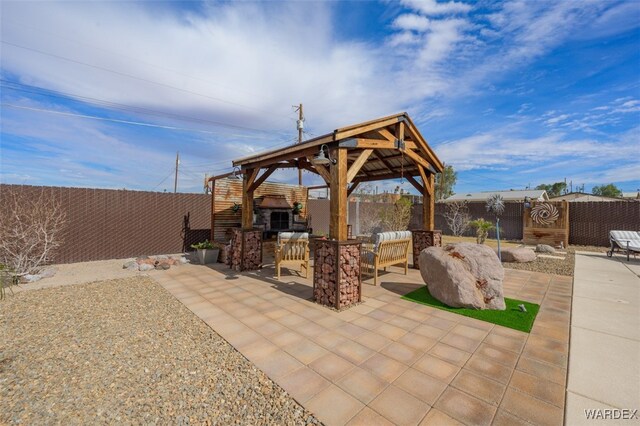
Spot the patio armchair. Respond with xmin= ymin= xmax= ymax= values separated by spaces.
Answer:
xmin=361 ymin=231 xmax=412 ymax=286
xmin=275 ymin=232 xmax=310 ymax=279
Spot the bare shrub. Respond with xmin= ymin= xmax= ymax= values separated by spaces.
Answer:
xmin=379 ymin=197 xmax=413 ymax=232
xmin=358 ymin=203 xmax=383 ymax=235
xmin=444 ymin=201 xmax=471 ymax=236
xmin=0 ymin=187 xmax=67 ymax=275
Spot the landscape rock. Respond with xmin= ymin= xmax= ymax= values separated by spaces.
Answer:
xmin=139 ymin=263 xmax=155 ymax=272
xmin=22 ymin=274 xmax=42 ymax=283
xmin=535 ymin=244 xmax=556 ymax=254
xmin=419 ymin=242 xmax=505 ymax=310
xmin=122 ymin=261 xmax=139 ymax=271
xmin=155 ymin=263 xmax=170 ymax=270
xmin=500 ymin=247 xmax=536 ymax=263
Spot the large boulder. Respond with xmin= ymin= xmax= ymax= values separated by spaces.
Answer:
xmin=419 ymin=243 xmax=505 ymax=310
xmin=500 ymin=247 xmax=536 ymax=263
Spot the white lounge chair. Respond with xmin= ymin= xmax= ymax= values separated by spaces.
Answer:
xmin=607 ymin=230 xmax=640 ymax=261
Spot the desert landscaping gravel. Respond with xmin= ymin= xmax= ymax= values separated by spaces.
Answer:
xmin=1 ymin=276 xmax=321 ymax=425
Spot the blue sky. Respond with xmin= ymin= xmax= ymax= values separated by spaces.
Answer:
xmin=1 ymin=0 xmax=638 ymax=195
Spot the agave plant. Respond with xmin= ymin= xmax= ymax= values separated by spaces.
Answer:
xmin=469 ymin=218 xmax=495 ymax=244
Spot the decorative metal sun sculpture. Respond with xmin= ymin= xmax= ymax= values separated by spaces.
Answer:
xmin=486 ymin=194 xmax=505 ymax=216
xmin=531 ymin=202 xmax=559 ymax=225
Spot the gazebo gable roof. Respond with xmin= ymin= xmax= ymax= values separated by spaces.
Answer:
xmin=232 ymin=113 xmax=443 ymax=184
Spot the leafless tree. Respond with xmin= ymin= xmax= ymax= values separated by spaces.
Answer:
xmin=0 ymin=188 xmax=67 ymax=275
xmin=358 ymin=203 xmax=383 ymax=235
xmin=444 ymin=201 xmax=471 ymax=236
xmin=379 ymin=197 xmax=413 ymax=232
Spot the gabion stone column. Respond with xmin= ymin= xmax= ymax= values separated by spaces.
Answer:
xmin=313 ymin=240 xmax=361 ymax=310
xmin=412 ymin=230 xmax=442 ymax=269
xmin=228 ymin=228 xmax=262 ymax=271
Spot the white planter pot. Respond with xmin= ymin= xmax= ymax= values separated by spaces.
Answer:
xmin=196 ymin=248 xmax=219 ymax=265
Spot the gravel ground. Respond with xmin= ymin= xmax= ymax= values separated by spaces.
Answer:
xmin=1 ymin=276 xmax=321 ymax=425
xmin=502 ymin=250 xmax=575 ymax=276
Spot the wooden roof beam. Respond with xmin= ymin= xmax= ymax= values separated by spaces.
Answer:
xmin=248 ymin=164 xmax=278 ymax=192
xmin=347 ymin=149 xmax=373 ymax=183
xmin=405 ymin=175 xmax=425 ymax=194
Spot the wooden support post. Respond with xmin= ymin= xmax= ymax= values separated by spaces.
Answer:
xmin=423 ymin=172 xmax=435 ymax=231
xmin=242 ymin=169 xmax=255 ymax=230
xmin=210 ymin=179 xmax=216 ymax=241
xmin=330 ymin=148 xmax=348 ymax=240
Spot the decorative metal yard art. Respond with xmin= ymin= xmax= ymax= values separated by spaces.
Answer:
xmin=486 ymin=194 xmax=505 ymax=260
xmin=531 ymin=202 xmax=559 ymax=225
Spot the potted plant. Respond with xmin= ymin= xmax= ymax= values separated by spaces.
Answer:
xmin=191 ymin=240 xmax=224 ymax=265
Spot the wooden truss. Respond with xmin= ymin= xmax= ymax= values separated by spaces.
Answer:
xmin=219 ymin=112 xmax=444 ymax=240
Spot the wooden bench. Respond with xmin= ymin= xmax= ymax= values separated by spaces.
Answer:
xmin=275 ymin=232 xmax=309 ymax=279
xmin=361 ymin=231 xmax=412 ymax=286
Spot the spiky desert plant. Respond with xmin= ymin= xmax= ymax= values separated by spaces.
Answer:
xmin=469 ymin=218 xmax=494 ymax=244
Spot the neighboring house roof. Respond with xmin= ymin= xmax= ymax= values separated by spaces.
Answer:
xmin=549 ymin=192 xmax=622 ymax=202
xmin=443 ymin=189 xmax=548 ymax=203
xmin=622 ymin=191 xmax=640 ymax=199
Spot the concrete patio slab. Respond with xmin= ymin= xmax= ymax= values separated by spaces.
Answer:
xmin=566 ymin=252 xmax=640 ymax=425
xmin=152 ymin=260 xmax=572 ymax=425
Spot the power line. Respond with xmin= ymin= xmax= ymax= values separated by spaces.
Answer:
xmin=2 ymin=20 xmax=276 ymax=105
xmin=1 ymin=103 xmax=281 ymax=137
xmin=0 ymin=80 xmax=284 ymax=136
xmin=1 ymin=40 xmax=292 ymax=119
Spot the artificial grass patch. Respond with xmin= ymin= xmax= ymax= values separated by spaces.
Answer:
xmin=402 ymin=286 xmax=540 ymax=333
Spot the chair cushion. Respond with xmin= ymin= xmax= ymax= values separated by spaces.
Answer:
xmin=278 ymin=232 xmax=309 ymax=244
xmin=610 ymin=230 xmax=640 ymax=251
xmin=372 ymin=230 xmax=412 ymax=252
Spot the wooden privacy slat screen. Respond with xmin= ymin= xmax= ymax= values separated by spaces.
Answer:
xmin=212 ymin=179 xmax=308 ymax=241
xmin=523 ymin=201 xmax=569 ymax=247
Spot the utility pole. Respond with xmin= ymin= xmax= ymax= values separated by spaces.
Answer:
xmin=174 ymin=151 xmax=179 ymax=193
xmin=295 ymin=103 xmax=304 ymax=186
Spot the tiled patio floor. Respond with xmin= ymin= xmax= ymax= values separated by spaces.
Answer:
xmin=152 ymin=260 xmax=572 ymax=426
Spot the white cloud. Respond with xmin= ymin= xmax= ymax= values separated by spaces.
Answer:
xmin=393 ymin=14 xmax=431 ymax=32
xmin=400 ymin=0 xmax=472 ymax=16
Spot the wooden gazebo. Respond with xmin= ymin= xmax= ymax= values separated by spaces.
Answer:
xmin=229 ymin=112 xmax=444 ymax=309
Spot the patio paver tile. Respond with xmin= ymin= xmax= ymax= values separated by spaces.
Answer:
xmin=315 ymin=331 xmax=350 ymax=350
xmin=419 ymin=408 xmax=463 ymax=425
xmin=434 ymin=387 xmax=497 ymax=426
xmin=388 ymin=315 xmax=421 ymax=331
xmin=521 ymin=344 xmax=567 ymax=368
xmin=315 ymin=315 xmax=346 ymax=329
xmin=254 ymin=320 xmax=288 ymax=337
xmin=465 ymin=353 xmax=514 ymax=384
xmin=277 ymin=313 xmax=308 ymax=328
xmin=360 ymin=353 xmax=409 ymax=383
xmin=240 ymin=339 xmax=279 ymax=363
xmin=346 ymin=407 xmax=394 ymax=426
xmin=336 ymin=367 xmax=389 ymax=404
xmin=412 ymin=324 xmax=448 ymax=340
xmin=491 ymin=409 xmax=531 ymax=426
xmin=428 ymin=342 xmax=472 ymax=367
xmin=309 ymin=352 xmax=356 ymax=382
xmin=306 ymin=385 xmax=365 ymax=426
xmin=451 ymin=369 xmax=506 ymax=406
xmin=397 ymin=332 xmax=437 ymax=352
xmin=451 ymin=324 xmax=490 ymax=340
xmin=270 ymin=330 xmax=304 ymax=348
xmin=483 ymin=332 xmax=526 ymax=353
xmin=413 ymin=354 xmax=460 ymax=384
xmin=295 ymin=321 xmax=327 ymax=339
xmin=352 ymin=315 xmax=384 ymax=331
xmin=369 ymin=385 xmax=431 ymax=426
xmin=474 ymin=343 xmax=519 ymax=368
xmin=380 ymin=341 xmax=423 ymax=365
xmin=334 ymin=340 xmax=376 ymax=365
xmin=516 ymin=356 xmax=567 ymax=386
xmin=374 ymin=323 xmax=408 ymax=341
xmin=252 ymin=349 xmax=304 ymax=380
xmin=282 ymin=339 xmax=329 ymax=365
xmin=440 ymin=332 xmax=482 ymax=353
xmin=278 ymin=367 xmax=331 ymax=403
xmin=393 ymin=368 xmax=448 ymax=405
xmin=500 ymin=387 xmax=564 ymax=425
xmin=335 ymin=322 xmax=368 ymax=339
xmin=367 ymin=309 xmax=395 ymax=322
xmin=508 ymin=370 xmax=565 ymax=408
xmin=355 ymin=330 xmax=393 ymax=352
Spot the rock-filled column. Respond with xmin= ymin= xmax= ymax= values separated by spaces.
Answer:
xmin=313 ymin=240 xmax=361 ymax=310
xmin=412 ymin=230 xmax=442 ymax=269
xmin=228 ymin=228 xmax=262 ymax=271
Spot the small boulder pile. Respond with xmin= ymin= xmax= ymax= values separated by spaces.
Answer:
xmin=123 ymin=255 xmax=188 ymax=272
xmin=419 ymin=242 xmax=506 ymax=310
xmin=21 ymin=267 xmax=58 ymax=283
